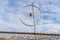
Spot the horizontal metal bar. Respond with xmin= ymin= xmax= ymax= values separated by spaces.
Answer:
xmin=0 ymin=31 xmax=60 ymax=36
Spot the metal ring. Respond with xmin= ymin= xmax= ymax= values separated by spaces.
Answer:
xmin=18 ymin=4 xmax=42 ymax=26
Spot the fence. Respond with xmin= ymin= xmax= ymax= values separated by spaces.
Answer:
xmin=0 ymin=31 xmax=60 ymax=40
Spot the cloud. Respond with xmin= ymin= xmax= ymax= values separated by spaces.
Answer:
xmin=0 ymin=0 xmax=35 ymax=32
xmin=43 ymin=23 xmax=60 ymax=33
xmin=0 ymin=0 xmax=60 ymax=33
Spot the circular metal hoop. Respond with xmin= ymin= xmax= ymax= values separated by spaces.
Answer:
xmin=18 ymin=4 xmax=42 ymax=26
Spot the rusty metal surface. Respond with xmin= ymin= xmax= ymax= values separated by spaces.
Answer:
xmin=0 ymin=31 xmax=60 ymax=36
xmin=0 ymin=33 xmax=60 ymax=40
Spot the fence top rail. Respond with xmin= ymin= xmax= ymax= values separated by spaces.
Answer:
xmin=0 ymin=31 xmax=60 ymax=36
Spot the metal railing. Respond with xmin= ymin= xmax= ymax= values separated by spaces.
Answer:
xmin=0 ymin=31 xmax=60 ymax=40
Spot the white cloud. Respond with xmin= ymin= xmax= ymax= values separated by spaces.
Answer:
xmin=43 ymin=23 xmax=60 ymax=33
xmin=0 ymin=14 xmax=34 ymax=32
xmin=47 ymin=4 xmax=60 ymax=13
xmin=0 ymin=0 xmax=60 ymax=33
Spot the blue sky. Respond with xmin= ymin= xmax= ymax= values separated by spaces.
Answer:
xmin=0 ymin=0 xmax=60 ymax=33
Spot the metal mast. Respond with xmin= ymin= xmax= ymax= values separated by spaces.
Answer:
xmin=32 ymin=3 xmax=36 ymax=40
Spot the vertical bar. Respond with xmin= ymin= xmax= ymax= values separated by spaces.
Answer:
xmin=32 ymin=3 xmax=36 ymax=40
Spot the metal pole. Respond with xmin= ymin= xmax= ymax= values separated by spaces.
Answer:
xmin=32 ymin=3 xmax=36 ymax=40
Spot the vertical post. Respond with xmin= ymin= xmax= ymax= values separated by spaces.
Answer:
xmin=32 ymin=3 xmax=36 ymax=40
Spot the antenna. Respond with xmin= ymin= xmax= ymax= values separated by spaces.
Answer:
xmin=19 ymin=2 xmax=42 ymax=40
xmin=32 ymin=2 xmax=36 ymax=40
xmin=19 ymin=2 xmax=42 ymax=26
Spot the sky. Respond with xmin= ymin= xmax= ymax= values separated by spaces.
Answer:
xmin=0 ymin=0 xmax=60 ymax=34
